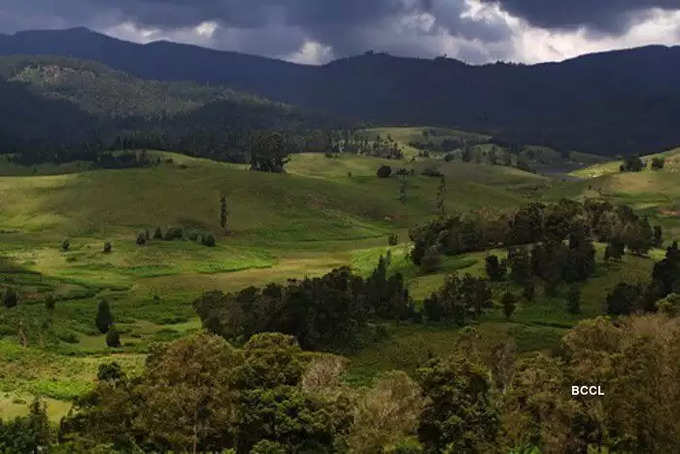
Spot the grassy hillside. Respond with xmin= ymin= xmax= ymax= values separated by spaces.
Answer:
xmin=1 ymin=131 xmax=673 ymax=421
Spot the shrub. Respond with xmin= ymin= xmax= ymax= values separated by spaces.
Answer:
xmin=3 ymin=287 xmax=18 ymax=308
xmin=377 ymin=165 xmax=392 ymax=178
xmin=164 ymin=227 xmax=184 ymax=241
xmin=567 ymin=285 xmax=581 ymax=314
xmin=153 ymin=227 xmax=163 ymax=240
xmin=45 ymin=294 xmax=55 ymax=311
xmin=103 ymin=242 xmax=112 ymax=253
xmin=651 ymin=157 xmax=665 ymax=170
xmin=201 ymin=234 xmax=216 ymax=247
xmin=106 ymin=326 xmax=121 ymax=348
xmin=485 ymin=255 xmax=506 ymax=281
xmin=61 ymin=239 xmax=70 ymax=251
xmin=136 ymin=233 xmax=146 ymax=246
xmin=388 ymin=233 xmax=399 ymax=246
xmin=502 ymin=292 xmax=517 ymax=319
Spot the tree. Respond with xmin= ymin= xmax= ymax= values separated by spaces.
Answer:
xmin=106 ymin=326 xmax=121 ymax=347
xmin=606 ymin=282 xmax=642 ymax=315
xmin=201 ymin=234 xmax=216 ymax=247
xmin=522 ymin=279 xmax=535 ymax=302
xmin=420 ymin=247 xmax=441 ymax=273
xmin=153 ymin=227 xmax=163 ymax=240
xmin=502 ymin=292 xmax=517 ymax=319
xmin=219 ymin=195 xmax=229 ymax=233
xmin=654 ymin=225 xmax=663 ymax=247
xmin=61 ymin=239 xmax=70 ymax=251
xmin=566 ymin=285 xmax=581 ymax=314
xmin=620 ymin=155 xmax=645 ymax=172
xmin=136 ymin=232 xmax=146 ymax=246
xmin=436 ymin=176 xmax=446 ymax=216
xmin=95 ymin=299 xmax=113 ymax=334
xmin=348 ymin=371 xmax=424 ymax=454
xmin=651 ymin=157 xmax=665 ymax=170
xmin=388 ymin=233 xmax=399 ymax=246
xmin=604 ymin=240 xmax=625 ymax=262
xmin=136 ymin=332 xmax=240 ymax=453
xmin=416 ymin=355 xmax=499 ymax=453
xmin=250 ymin=132 xmax=290 ymax=173
xmin=3 ymin=287 xmax=17 ymax=308
xmin=485 ymin=255 xmax=506 ymax=281
xmin=103 ymin=242 xmax=112 ymax=253
xmin=377 ymin=165 xmax=392 ymax=178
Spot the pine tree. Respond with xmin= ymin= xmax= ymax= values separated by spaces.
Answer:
xmin=220 ymin=195 xmax=229 ymax=233
xmin=96 ymin=299 xmax=113 ymax=334
xmin=436 ymin=176 xmax=446 ymax=216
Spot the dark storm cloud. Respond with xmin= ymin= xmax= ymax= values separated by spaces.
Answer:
xmin=486 ymin=0 xmax=680 ymax=33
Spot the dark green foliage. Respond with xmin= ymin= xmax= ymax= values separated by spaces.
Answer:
xmin=153 ymin=227 xmax=163 ymax=240
xmin=97 ymin=362 xmax=126 ymax=383
xmin=522 ymin=279 xmax=535 ymax=302
xmin=250 ymin=133 xmax=290 ymax=173
xmin=45 ymin=294 xmax=55 ymax=311
xmin=194 ymin=262 xmax=410 ymax=352
xmin=620 ymin=155 xmax=645 ymax=172
xmin=604 ymin=240 xmax=625 ymax=262
xmin=388 ymin=233 xmax=399 ymax=246
xmin=606 ymin=283 xmax=643 ymax=316
xmin=3 ymin=287 xmax=17 ymax=308
xmin=567 ymin=286 xmax=581 ymax=314
xmin=502 ymin=292 xmax=517 ymax=319
xmin=163 ymin=227 xmax=183 ymax=241
xmin=106 ymin=326 xmax=121 ymax=347
xmin=651 ymin=241 xmax=680 ymax=297
xmin=219 ymin=195 xmax=228 ymax=232
xmin=201 ymin=234 xmax=216 ymax=247
xmin=654 ymin=225 xmax=663 ymax=247
xmin=135 ymin=233 xmax=146 ymax=246
xmin=651 ymin=157 xmax=665 ymax=170
xmin=61 ymin=239 xmax=70 ymax=251
xmin=95 ymin=299 xmax=113 ymax=334
xmin=623 ymin=216 xmax=654 ymax=255
xmin=423 ymin=274 xmax=492 ymax=324
xmin=508 ymin=247 xmax=532 ymax=285
xmin=416 ymin=355 xmax=499 ymax=453
xmin=0 ymin=399 xmax=52 ymax=453
xmin=420 ymin=247 xmax=442 ymax=273
xmin=377 ymin=165 xmax=392 ymax=178
xmin=485 ymin=255 xmax=506 ymax=281
xmin=103 ymin=242 xmax=112 ymax=253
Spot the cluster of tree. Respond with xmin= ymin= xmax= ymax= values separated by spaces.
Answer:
xmin=606 ymin=240 xmax=680 ymax=316
xmin=620 ymin=155 xmax=645 ymax=172
xmin=16 ymin=311 xmax=680 ymax=453
xmin=194 ymin=257 xmax=414 ymax=353
xmin=422 ymin=273 xmax=492 ymax=324
xmin=408 ymin=137 xmax=461 ymax=153
xmin=410 ymin=199 xmax=660 ymax=271
xmin=136 ymin=226 xmax=216 ymax=247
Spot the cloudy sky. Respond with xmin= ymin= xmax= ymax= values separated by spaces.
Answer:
xmin=1 ymin=0 xmax=679 ymax=65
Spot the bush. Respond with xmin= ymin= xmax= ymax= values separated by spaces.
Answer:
xmin=388 ymin=233 xmax=399 ymax=246
xmin=3 ymin=287 xmax=18 ymax=308
xmin=201 ymin=234 xmax=216 ymax=247
xmin=95 ymin=299 xmax=113 ymax=334
xmin=61 ymin=239 xmax=70 ymax=251
xmin=502 ymin=292 xmax=517 ymax=319
xmin=153 ymin=227 xmax=163 ymax=239
xmin=103 ymin=242 xmax=112 ymax=253
xmin=651 ymin=157 xmax=665 ymax=170
xmin=164 ymin=226 xmax=184 ymax=241
xmin=45 ymin=294 xmax=55 ymax=311
xmin=136 ymin=233 xmax=146 ymax=246
xmin=421 ymin=167 xmax=443 ymax=177
xmin=377 ymin=165 xmax=392 ymax=178
xmin=106 ymin=326 xmax=121 ymax=348
xmin=485 ymin=255 xmax=506 ymax=281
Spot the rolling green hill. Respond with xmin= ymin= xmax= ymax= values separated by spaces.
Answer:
xmin=0 ymin=130 xmax=674 ymax=425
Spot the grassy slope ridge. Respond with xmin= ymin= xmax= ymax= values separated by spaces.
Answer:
xmin=0 ymin=127 xmax=673 ymax=419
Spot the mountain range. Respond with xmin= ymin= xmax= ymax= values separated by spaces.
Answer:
xmin=2 ymin=27 xmax=680 ymax=156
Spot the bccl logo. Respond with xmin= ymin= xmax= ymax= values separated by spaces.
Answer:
xmin=571 ymin=385 xmax=605 ymax=396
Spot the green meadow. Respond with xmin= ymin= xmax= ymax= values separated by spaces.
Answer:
xmin=1 ymin=127 xmax=675 ymax=419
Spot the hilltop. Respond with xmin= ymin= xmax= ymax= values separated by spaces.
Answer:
xmin=2 ymin=28 xmax=680 ymax=155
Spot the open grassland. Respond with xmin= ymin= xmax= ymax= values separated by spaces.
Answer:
xmin=1 ymin=128 xmax=675 ymax=419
